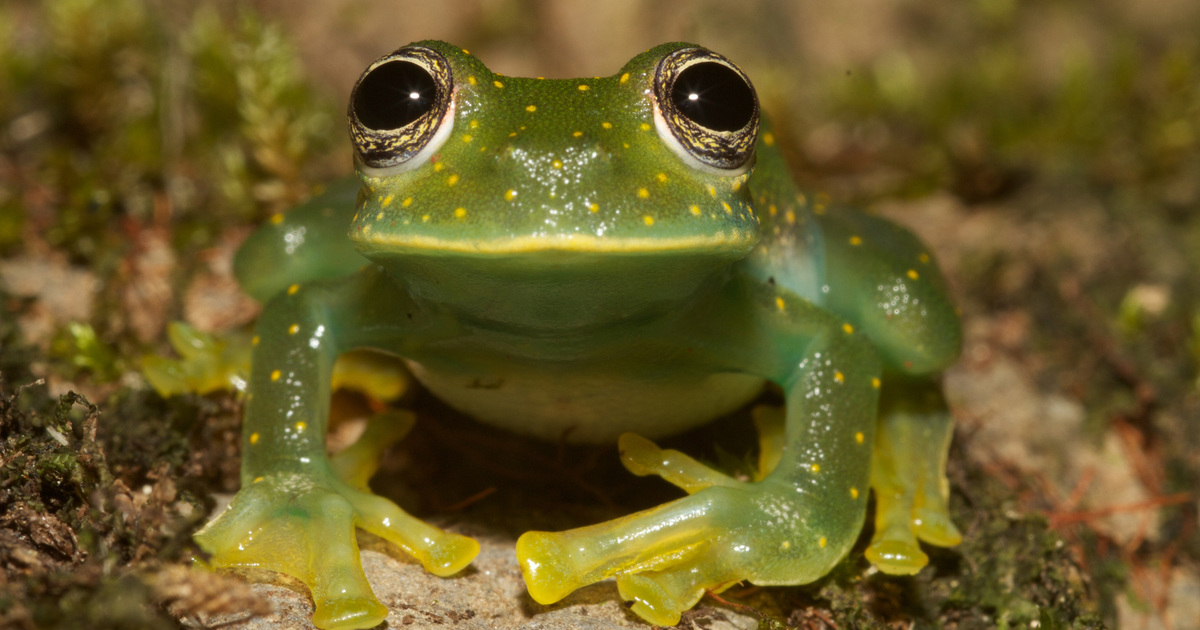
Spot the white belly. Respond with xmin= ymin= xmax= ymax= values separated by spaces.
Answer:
xmin=405 ymin=360 xmax=764 ymax=443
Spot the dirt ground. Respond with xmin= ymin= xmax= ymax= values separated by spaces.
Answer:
xmin=2 ymin=1 xmax=1198 ymax=629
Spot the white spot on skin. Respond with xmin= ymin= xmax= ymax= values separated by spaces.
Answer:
xmin=283 ymin=226 xmax=307 ymax=254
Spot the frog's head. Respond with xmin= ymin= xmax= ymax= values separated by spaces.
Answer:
xmin=347 ymin=40 xmax=762 ymax=329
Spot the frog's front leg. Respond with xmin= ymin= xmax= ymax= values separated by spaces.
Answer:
xmin=517 ymin=278 xmax=880 ymax=625
xmin=194 ymin=266 xmax=478 ymax=630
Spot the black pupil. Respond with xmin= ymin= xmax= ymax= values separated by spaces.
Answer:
xmin=354 ymin=60 xmax=438 ymax=130
xmin=671 ymin=61 xmax=754 ymax=132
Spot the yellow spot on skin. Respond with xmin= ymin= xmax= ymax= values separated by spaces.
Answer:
xmin=493 ymin=80 xmax=504 ymax=88
xmin=690 ymin=205 xmax=701 ymax=216
xmin=919 ymin=253 xmax=931 ymax=263
xmin=775 ymin=297 xmax=786 ymax=311
xmin=849 ymin=235 xmax=862 ymax=246
xmin=508 ymin=131 xmax=518 ymax=137
xmin=907 ymin=269 xmax=919 ymax=280
xmin=786 ymin=210 xmax=796 ymax=224
xmin=287 ymin=284 xmax=300 ymax=296
xmin=253 ymin=476 xmax=264 ymax=483
xmin=447 ymin=174 xmax=460 ymax=186
xmin=781 ymin=540 xmax=790 ymax=550
xmin=505 ymin=189 xmax=517 ymax=201
xmin=819 ymin=536 xmax=827 ymax=548
xmin=731 ymin=179 xmax=741 ymax=191
xmin=843 ymin=323 xmax=854 ymax=334
xmin=288 ymin=324 xmax=300 ymax=335
xmin=402 ymin=197 xmax=413 ymax=207
xmin=834 ymin=371 xmax=845 ymax=383
xmin=811 ymin=463 xmax=820 ymax=472
xmin=251 ymin=336 xmax=260 ymax=346
xmin=270 ymin=370 xmax=281 ymax=382
xmin=270 ymin=213 xmax=284 ymax=225
xmin=526 ymin=104 xmax=536 ymax=112
xmin=375 ymin=212 xmax=383 ymax=220
xmin=620 ymin=72 xmax=630 ymax=83
xmin=552 ymin=160 xmax=563 ymax=170
xmin=656 ymin=173 xmax=668 ymax=183
xmin=763 ymin=132 xmax=775 ymax=146
xmin=643 ymin=216 xmax=654 ymax=226
xmin=768 ymin=204 xmax=777 ymax=216
xmin=707 ymin=185 xmax=717 ymax=197
xmin=640 ymin=122 xmax=651 ymax=131
xmin=577 ymin=84 xmax=590 ymax=91
xmin=637 ymin=188 xmax=650 ymax=199
xmin=382 ymin=195 xmax=394 ymax=208
xmin=855 ymin=431 xmax=865 ymax=444
xmin=295 ymin=421 xmax=306 ymax=432
xmin=462 ymin=49 xmax=470 ymax=55
xmin=433 ymin=162 xmax=445 ymax=172
xmin=421 ymin=214 xmax=430 ymax=222
xmin=589 ymin=203 xmax=599 ymax=213
xmin=851 ymin=487 xmax=860 ymax=499
xmin=467 ymin=76 xmax=477 ymax=85
xmin=573 ymin=131 xmax=583 ymax=137
xmin=722 ymin=202 xmax=732 ymax=214
xmin=871 ymin=378 xmax=881 ymax=389
xmin=462 ymin=134 xmax=473 ymax=143
xmin=454 ymin=207 xmax=467 ymax=218
xmin=601 ymin=121 xmax=613 ymax=129
xmin=249 ymin=433 xmax=259 ymax=445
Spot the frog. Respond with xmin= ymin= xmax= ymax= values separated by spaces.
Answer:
xmin=193 ymin=40 xmax=964 ymax=630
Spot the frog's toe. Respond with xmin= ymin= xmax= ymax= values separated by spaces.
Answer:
xmin=618 ymin=433 xmax=740 ymax=494
xmin=311 ymin=595 xmax=389 ymax=630
xmin=865 ymin=538 xmax=927 ymax=576
xmin=514 ymin=531 xmax=583 ymax=604
xmin=913 ymin=503 xmax=962 ymax=547
xmin=865 ymin=488 xmax=929 ymax=575
xmin=351 ymin=491 xmax=479 ymax=576
xmin=614 ymin=550 xmax=744 ymax=626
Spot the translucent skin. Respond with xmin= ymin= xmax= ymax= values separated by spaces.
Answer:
xmin=193 ymin=40 xmax=963 ymax=629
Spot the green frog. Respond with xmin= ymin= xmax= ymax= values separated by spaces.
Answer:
xmin=193 ymin=40 xmax=963 ymax=629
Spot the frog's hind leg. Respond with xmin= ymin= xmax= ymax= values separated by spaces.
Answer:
xmin=866 ymin=376 xmax=962 ymax=575
xmin=329 ymin=410 xmax=415 ymax=490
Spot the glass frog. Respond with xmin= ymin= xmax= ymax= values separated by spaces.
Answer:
xmin=194 ymin=40 xmax=964 ymax=629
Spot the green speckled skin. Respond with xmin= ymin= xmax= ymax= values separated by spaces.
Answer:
xmin=195 ymin=41 xmax=963 ymax=629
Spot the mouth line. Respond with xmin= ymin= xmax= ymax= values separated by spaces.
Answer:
xmin=353 ymin=230 xmax=757 ymax=254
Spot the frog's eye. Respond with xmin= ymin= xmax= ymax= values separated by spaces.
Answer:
xmin=349 ymin=46 xmax=455 ymax=173
xmin=652 ymin=48 xmax=759 ymax=175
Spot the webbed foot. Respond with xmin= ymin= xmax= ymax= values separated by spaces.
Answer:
xmin=142 ymin=322 xmax=251 ymax=396
xmin=195 ymin=412 xmax=478 ymax=629
xmin=866 ymin=382 xmax=961 ymax=575
xmin=517 ymin=433 xmax=856 ymax=626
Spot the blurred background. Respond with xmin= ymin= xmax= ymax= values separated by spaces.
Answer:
xmin=1 ymin=1 xmax=1198 ymax=628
